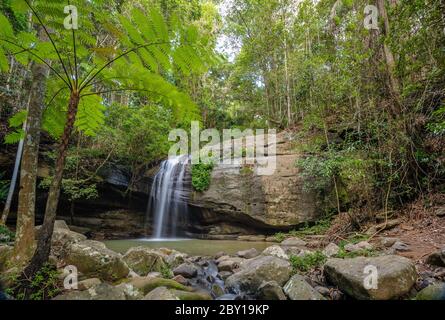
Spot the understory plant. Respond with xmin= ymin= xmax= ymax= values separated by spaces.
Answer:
xmin=289 ymin=251 xmax=327 ymax=273
xmin=191 ymin=163 xmax=214 ymax=192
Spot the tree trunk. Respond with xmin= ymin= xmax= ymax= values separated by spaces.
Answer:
xmin=24 ymin=92 xmax=80 ymax=277
xmin=376 ymin=0 xmax=402 ymax=114
xmin=11 ymin=60 xmax=49 ymax=264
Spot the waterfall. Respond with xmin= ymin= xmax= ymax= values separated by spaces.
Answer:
xmin=147 ymin=155 xmax=189 ymax=239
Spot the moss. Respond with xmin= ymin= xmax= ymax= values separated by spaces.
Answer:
xmin=138 ymin=278 xmax=191 ymax=295
xmin=170 ymin=289 xmax=212 ymax=300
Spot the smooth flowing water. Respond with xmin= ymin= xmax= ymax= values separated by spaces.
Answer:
xmin=147 ymin=155 xmax=189 ymax=239
xmin=104 ymin=239 xmax=273 ymax=256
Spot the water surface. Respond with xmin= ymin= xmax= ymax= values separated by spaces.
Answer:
xmin=104 ymin=239 xmax=273 ymax=256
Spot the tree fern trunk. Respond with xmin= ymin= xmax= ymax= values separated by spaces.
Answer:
xmin=24 ymin=92 xmax=80 ymax=277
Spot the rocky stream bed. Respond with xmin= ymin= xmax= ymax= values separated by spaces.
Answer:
xmin=1 ymin=221 xmax=444 ymax=300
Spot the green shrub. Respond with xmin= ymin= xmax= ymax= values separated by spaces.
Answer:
xmin=6 ymin=263 xmax=61 ymax=300
xmin=160 ymin=264 xmax=173 ymax=279
xmin=0 ymin=225 xmax=14 ymax=243
xmin=289 ymin=251 xmax=327 ymax=273
xmin=191 ymin=163 xmax=214 ymax=192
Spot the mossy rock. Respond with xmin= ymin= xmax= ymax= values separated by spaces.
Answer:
xmin=128 ymin=277 xmax=191 ymax=295
xmin=169 ymin=289 xmax=212 ymax=300
xmin=416 ymin=283 xmax=445 ymax=300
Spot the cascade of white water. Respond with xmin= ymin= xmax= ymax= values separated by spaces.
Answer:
xmin=147 ymin=155 xmax=189 ymax=239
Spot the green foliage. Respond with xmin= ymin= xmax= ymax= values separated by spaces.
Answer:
xmin=160 ymin=264 xmax=174 ymax=279
xmin=289 ymin=251 xmax=327 ymax=273
xmin=4 ymin=110 xmax=27 ymax=144
xmin=6 ymin=263 xmax=61 ymax=300
xmin=0 ymin=172 xmax=9 ymax=203
xmin=333 ymin=235 xmax=376 ymax=259
xmin=191 ymin=163 xmax=214 ymax=192
xmin=274 ymin=217 xmax=332 ymax=241
xmin=0 ymin=225 xmax=14 ymax=243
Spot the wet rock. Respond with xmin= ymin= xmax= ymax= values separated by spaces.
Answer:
xmin=281 ymin=237 xmax=307 ymax=247
xmin=225 ymin=256 xmax=292 ymax=294
xmin=218 ymin=271 xmax=233 ymax=280
xmin=64 ymin=240 xmax=129 ymax=282
xmin=324 ymin=255 xmax=417 ymax=300
xmin=262 ymin=245 xmax=289 ymax=260
xmin=143 ymin=287 xmax=178 ymax=300
xmin=211 ymin=284 xmax=225 ymax=298
xmin=322 ymin=243 xmax=340 ymax=258
xmin=426 ymin=248 xmax=445 ymax=267
xmin=78 ymin=278 xmax=101 ymax=291
xmin=122 ymin=247 xmax=166 ymax=276
xmin=416 ymin=282 xmax=445 ymax=300
xmin=283 ymin=275 xmax=325 ymax=300
xmin=173 ymin=263 xmax=199 ymax=278
xmin=257 ymin=281 xmax=287 ymax=300
xmin=236 ymin=248 xmax=259 ymax=259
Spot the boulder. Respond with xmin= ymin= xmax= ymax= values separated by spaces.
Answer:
xmin=217 ymin=258 xmax=244 ymax=272
xmin=128 ymin=277 xmax=190 ymax=295
xmin=173 ymin=263 xmax=199 ymax=278
xmin=426 ymin=248 xmax=445 ymax=267
xmin=262 ymin=245 xmax=289 ymax=260
xmin=143 ymin=287 xmax=178 ymax=300
xmin=237 ymin=248 xmax=259 ymax=259
xmin=78 ymin=278 xmax=101 ymax=291
xmin=64 ymin=240 xmax=129 ymax=281
xmin=281 ymin=237 xmax=307 ymax=247
xmin=54 ymin=283 xmax=126 ymax=300
xmin=322 ymin=243 xmax=340 ymax=258
xmin=225 ymin=256 xmax=292 ymax=294
xmin=380 ymin=237 xmax=399 ymax=248
xmin=283 ymin=275 xmax=325 ymax=300
xmin=115 ymin=283 xmax=144 ymax=300
xmin=416 ymin=283 xmax=445 ymax=300
xmin=49 ymin=226 xmax=87 ymax=260
xmin=151 ymin=248 xmax=188 ymax=268
xmin=122 ymin=247 xmax=166 ymax=276
xmin=257 ymin=281 xmax=287 ymax=300
xmin=391 ymin=241 xmax=410 ymax=252
xmin=324 ymin=255 xmax=417 ymax=300
xmin=172 ymin=275 xmax=189 ymax=286
xmin=169 ymin=289 xmax=212 ymax=300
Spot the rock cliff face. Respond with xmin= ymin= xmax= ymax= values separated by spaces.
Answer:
xmin=187 ymin=132 xmax=320 ymax=234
